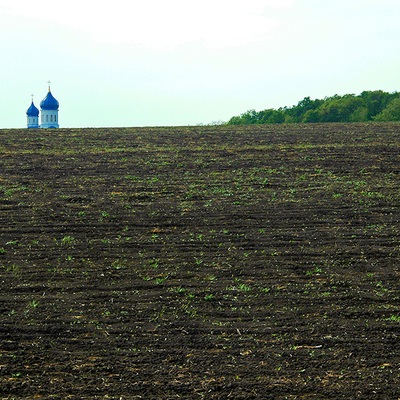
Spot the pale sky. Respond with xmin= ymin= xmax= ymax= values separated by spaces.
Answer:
xmin=1 ymin=0 xmax=399 ymax=128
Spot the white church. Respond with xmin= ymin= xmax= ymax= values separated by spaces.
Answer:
xmin=26 ymin=84 xmax=59 ymax=129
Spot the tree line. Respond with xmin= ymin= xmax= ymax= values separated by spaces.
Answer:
xmin=227 ymin=90 xmax=400 ymax=125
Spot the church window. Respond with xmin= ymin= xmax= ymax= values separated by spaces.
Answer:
xmin=46 ymin=115 xmax=49 ymax=122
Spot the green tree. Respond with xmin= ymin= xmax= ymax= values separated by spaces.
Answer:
xmin=374 ymin=98 xmax=400 ymax=121
xmin=226 ymin=90 xmax=400 ymax=125
xmin=360 ymin=90 xmax=394 ymax=119
xmin=288 ymin=96 xmax=324 ymax=122
xmin=259 ymin=109 xmax=285 ymax=124
xmin=302 ymin=109 xmax=320 ymax=122
xmin=228 ymin=115 xmax=245 ymax=125
xmin=228 ymin=110 xmax=258 ymax=125
xmin=318 ymin=95 xmax=365 ymax=122
xmin=349 ymin=106 xmax=369 ymax=122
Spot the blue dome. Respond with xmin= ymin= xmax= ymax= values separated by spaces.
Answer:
xmin=40 ymin=89 xmax=59 ymax=110
xmin=26 ymin=101 xmax=39 ymax=117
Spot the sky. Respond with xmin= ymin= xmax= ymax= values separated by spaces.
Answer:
xmin=1 ymin=0 xmax=400 ymax=128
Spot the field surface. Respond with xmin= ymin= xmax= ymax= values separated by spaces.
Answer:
xmin=0 ymin=123 xmax=400 ymax=399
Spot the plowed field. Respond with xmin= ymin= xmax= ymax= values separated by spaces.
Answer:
xmin=1 ymin=123 xmax=400 ymax=399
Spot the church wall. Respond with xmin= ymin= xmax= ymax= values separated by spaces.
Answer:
xmin=41 ymin=110 xmax=59 ymax=129
xmin=27 ymin=116 xmax=39 ymax=129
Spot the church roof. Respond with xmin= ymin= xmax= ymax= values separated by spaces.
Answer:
xmin=26 ymin=101 xmax=39 ymax=117
xmin=40 ymin=88 xmax=59 ymax=110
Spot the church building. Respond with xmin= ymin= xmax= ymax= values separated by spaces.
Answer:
xmin=26 ymin=84 xmax=59 ymax=129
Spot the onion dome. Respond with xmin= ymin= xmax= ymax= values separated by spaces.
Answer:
xmin=26 ymin=101 xmax=39 ymax=117
xmin=40 ymin=87 xmax=59 ymax=110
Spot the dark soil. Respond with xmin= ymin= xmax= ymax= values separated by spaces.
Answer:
xmin=0 ymin=123 xmax=399 ymax=399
